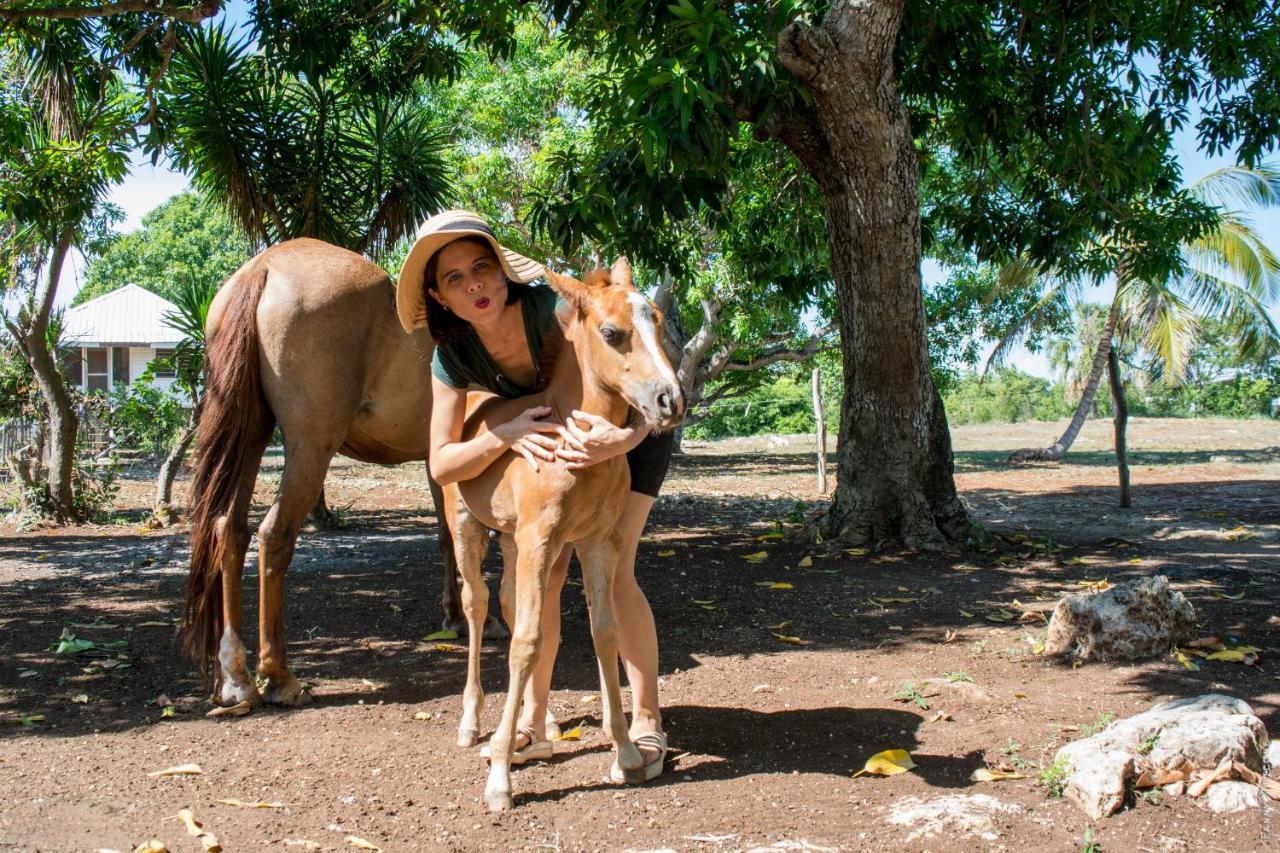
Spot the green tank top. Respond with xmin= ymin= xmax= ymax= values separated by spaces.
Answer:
xmin=430 ymin=285 xmax=564 ymax=399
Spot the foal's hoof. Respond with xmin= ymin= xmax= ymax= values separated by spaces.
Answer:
xmin=217 ymin=677 xmax=262 ymax=708
xmin=262 ymin=675 xmax=312 ymax=707
xmin=458 ymin=728 xmax=480 ymax=748
xmin=485 ymin=791 xmax=513 ymax=812
xmin=482 ymin=615 xmax=509 ymax=641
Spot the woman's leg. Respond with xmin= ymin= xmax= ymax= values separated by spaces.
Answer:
xmin=613 ymin=492 xmax=663 ymax=750
xmin=513 ymin=543 xmax=572 ymax=742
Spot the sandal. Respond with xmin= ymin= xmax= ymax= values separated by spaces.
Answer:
xmin=610 ymin=730 xmax=667 ymax=784
xmin=480 ymin=727 xmax=553 ymax=765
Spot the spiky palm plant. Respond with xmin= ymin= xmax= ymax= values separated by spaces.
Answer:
xmin=993 ymin=164 xmax=1280 ymax=462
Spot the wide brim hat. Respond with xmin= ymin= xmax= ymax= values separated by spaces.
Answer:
xmin=396 ymin=209 xmax=545 ymax=333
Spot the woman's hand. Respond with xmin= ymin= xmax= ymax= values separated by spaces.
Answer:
xmin=492 ymin=405 xmax=562 ymax=471
xmin=555 ymin=410 xmax=645 ymax=469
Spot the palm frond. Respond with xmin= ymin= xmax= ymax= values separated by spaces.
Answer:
xmin=1182 ymin=213 xmax=1280 ymax=303
xmin=1127 ymin=284 xmax=1199 ymax=385
xmin=980 ymin=269 xmax=1070 ymax=377
xmin=1190 ymin=163 xmax=1280 ymax=211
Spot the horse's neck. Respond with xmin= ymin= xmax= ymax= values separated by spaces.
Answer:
xmin=545 ymin=330 xmax=629 ymax=427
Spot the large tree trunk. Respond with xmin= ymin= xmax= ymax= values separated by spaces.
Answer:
xmin=1107 ymin=346 xmax=1131 ymax=508
xmin=1008 ymin=299 xmax=1122 ymax=463
xmin=771 ymin=0 xmax=967 ymax=549
xmin=21 ymin=228 xmax=79 ymax=521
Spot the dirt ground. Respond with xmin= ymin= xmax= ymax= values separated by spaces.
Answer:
xmin=1 ymin=417 xmax=1277 ymax=852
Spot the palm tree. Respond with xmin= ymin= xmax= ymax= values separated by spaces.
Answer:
xmin=149 ymin=275 xmax=219 ymax=525
xmin=994 ymin=164 xmax=1280 ymax=463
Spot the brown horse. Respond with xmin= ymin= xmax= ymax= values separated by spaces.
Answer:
xmin=184 ymin=238 xmax=483 ymax=707
xmin=443 ymin=260 xmax=684 ymax=811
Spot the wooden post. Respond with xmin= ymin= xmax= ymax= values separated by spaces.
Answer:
xmin=812 ymin=367 xmax=827 ymax=493
xmin=1107 ymin=348 xmax=1131 ymax=508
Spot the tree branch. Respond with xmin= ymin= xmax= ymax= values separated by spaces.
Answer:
xmin=722 ymin=322 xmax=837 ymax=373
xmin=0 ymin=0 xmax=222 ymax=22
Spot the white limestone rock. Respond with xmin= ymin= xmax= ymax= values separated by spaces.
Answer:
xmin=1203 ymin=780 xmax=1260 ymax=813
xmin=1266 ymin=741 xmax=1280 ymax=777
xmin=1044 ymin=575 xmax=1196 ymax=661
xmin=885 ymin=793 xmax=1022 ymax=843
xmin=1053 ymin=694 xmax=1269 ymax=819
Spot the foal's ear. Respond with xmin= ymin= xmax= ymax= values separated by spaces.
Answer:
xmin=610 ymin=256 xmax=634 ymax=288
xmin=543 ymin=267 xmax=588 ymax=309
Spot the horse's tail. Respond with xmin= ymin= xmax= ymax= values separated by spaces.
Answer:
xmin=183 ymin=257 xmax=275 ymax=673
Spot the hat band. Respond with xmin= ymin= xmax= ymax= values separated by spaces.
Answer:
xmin=433 ymin=219 xmax=494 ymax=237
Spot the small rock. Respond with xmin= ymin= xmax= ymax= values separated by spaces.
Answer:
xmin=1044 ymin=575 xmax=1195 ymax=661
xmin=1054 ymin=694 xmax=1268 ymax=819
xmin=1266 ymin=742 xmax=1280 ymax=777
xmin=1203 ymin=780 xmax=1260 ymax=813
xmin=885 ymin=794 xmax=1021 ymax=842
xmin=1162 ymin=780 xmax=1185 ymax=797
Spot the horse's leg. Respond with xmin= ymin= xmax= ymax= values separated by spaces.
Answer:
xmin=431 ymin=470 xmax=507 ymax=640
xmin=484 ymin=526 xmax=555 ymax=812
xmin=216 ymin=430 xmax=271 ymax=706
xmin=255 ymin=443 xmax=332 ymax=706
xmin=447 ymin=492 xmax=490 ymax=748
xmin=577 ymin=532 xmax=644 ymax=781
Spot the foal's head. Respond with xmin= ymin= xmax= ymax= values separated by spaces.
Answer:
xmin=544 ymin=259 xmax=685 ymax=432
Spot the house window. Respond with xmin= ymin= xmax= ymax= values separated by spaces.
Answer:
xmin=85 ymin=348 xmax=108 ymax=394
xmin=62 ymin=348 xmax=83 ymax=387
xmin=112 ymin=346 xmax=129 ymax=386
xmin=153 ymin=348 xmax=176 ymax=378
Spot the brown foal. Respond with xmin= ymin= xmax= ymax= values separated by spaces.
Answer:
xmin=441 ymin=259 xmax=684 ymax=811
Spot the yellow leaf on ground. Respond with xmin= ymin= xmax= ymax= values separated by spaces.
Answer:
xmin=346 ymin=835 xmax=381 ymax=852
xmin=970 ymin=767 xmax=1026 ymax=782
xmin=771 ymin=633 xmax=809 ymax=645
xmin=878 ymin=597 xmax=918 ymax=604
xmin=844 ymin=547 xmax=870 ymax=556
xmin=798 ymin=556 xmax=814 ymax=568
xmin=757 ymin=532 xmax=784 ymax=541
xmin=423 ymin=630 xmax=458 ymax=641
xmin=1176 ymin=650 xmax=1201 ymax=671
xmin=1206 ymin=648 xmax=1258 ymax=663
xmin=852 ymin=749 xmax=916 ymax=778
xmin=71 ymin=694 xmax=89 ymax=704
xmin=959 ymin=609 xmax=975 ymax=618
xmin=888 ymin=625 xmax=903 ymax=631
xmin=1012 ymin=693 xmax=1028 ymax=700
xmin=1212 ymin=590 xmax=1246 ymax=600
xmin=766 ymin=620 xmax=792 ymax=630
xmin=148 ymin=763 xmax=202 ymax=777
xmin=217 ymin=798 xmax=291 ymax=809
xmin=177 ymin=808 xmax=221 ymax=853
xmin=557 ymin=725 xmax=582 ymax=741
xmin=742 ymin=551 xmax=769 ymax=563
xmin=754 ymin=581 xmax=794 ymax=589
xmin=657 ymin=549 xmax=676 ymax=557
xmin=134 ymin=839 xmax=168 ymax=853
xmin=412 ymin=711 xmax=432 ymax=721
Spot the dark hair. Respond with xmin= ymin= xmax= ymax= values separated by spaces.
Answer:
xmin=423 ymin=236 xmax=529 ymax=346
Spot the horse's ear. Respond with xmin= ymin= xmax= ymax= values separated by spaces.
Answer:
xmin=610 ymin=256 xmax=634 ymax=288
xmin=543 ymin=267 xmax=587 ymax=309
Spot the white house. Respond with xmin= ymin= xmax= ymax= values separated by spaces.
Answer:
xmin=61 ymin=284 xmax=183 ymax=394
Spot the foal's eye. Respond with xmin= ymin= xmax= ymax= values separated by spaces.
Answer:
xmin=600 ymin=326 xmax=623 ymax=346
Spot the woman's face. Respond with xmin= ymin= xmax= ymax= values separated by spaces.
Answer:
xmin=429 ymin=238 xmax=509 ymax=325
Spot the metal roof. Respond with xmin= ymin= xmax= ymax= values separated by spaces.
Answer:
xmin=62 ymin=284 xmax=183 ymax=347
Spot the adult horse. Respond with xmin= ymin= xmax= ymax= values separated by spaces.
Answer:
xmin=445 ymin=261 xmax=684 ymax=810
xmin=183 ymin=238 xmax=483 ymax=707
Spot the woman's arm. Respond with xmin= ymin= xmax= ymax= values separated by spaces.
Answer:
xmin=428 ymin=376 xmax=562 ymax=484
xmin=554 ymin=410 xmax=652 ymax=469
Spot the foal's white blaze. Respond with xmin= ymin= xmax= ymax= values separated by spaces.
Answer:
xmin=627 ymin=292 xmax=678 ymax=387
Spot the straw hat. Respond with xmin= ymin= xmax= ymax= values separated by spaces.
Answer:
xmin=396 ymin=209 xmax=545 ymax=333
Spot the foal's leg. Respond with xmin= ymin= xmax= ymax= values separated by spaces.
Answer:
xmin=216 ymin=429 xmax=271 ymax=706
xmin=446 ymin=491 xmax=490 ymax=748
xmin=255 ymin=443 xmax=333 ymax=706
xmin=577 ymin=532 xmax=645 ymax=781
xmin=485 ymin=527 xmax=556 ymax=812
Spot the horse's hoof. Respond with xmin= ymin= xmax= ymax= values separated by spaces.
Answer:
xmin=458 ymin=728 xmax=480 ymax=748
xmin=218 ymin=678 xmax=262 ymax=707
xmin=262 ymin=676 xmax=312 ymax=706
xmin=442 ymin=616 xmax=467 ymax=636
xmin=482 ymin=616 xmax=509 ymax=641
xmin=621 ymin=764 xmax=650 ymax=785
xmin=485 ymin=791 xmax=513 ymax=812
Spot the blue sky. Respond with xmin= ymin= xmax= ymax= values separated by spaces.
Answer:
xmin=54 ymin=11 xmax=1280 ymax=379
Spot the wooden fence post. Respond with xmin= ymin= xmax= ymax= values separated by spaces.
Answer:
xmin=812 ymin=367 xmax=827 ymax=494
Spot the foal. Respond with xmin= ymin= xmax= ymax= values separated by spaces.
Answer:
xmin=440 ymin=259 xmax=684 ymax=811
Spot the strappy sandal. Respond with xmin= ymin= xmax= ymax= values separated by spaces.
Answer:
xmin=610 ymin=730 xmax=667 ymax=784
xmin=480 ymin=727 xmax=554 ymax=765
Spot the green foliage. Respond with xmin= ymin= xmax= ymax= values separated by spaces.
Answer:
xmin=684 ymin=373 xmax=817 ymax=440
xmin=105 ymin=378 xmax=189 ymax=457
xmin=1037 ymin=757 xmax=1072 ymax=799
xmin=77 ymin=191 xmax=249 ymax=305
xmin=943 ymin=370 xmax=1073 ymax=426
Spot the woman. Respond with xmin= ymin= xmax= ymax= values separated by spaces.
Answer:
xmin=396 ymin=210 xmax=671 ymax=782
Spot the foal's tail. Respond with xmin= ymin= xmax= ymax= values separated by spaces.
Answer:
xmin=183 ymin=257 xmax=275 ymax=673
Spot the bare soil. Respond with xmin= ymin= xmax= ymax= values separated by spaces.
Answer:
xmin=1 ymin=417 xmax=1278 ymax=852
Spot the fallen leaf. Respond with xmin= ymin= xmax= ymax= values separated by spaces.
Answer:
xmin=388 ymin=604 xmax=402 ymax=613
xmin=148 ymin=764 xmax=202 ymax=777
xmin=557 ymin=725 xmax=582 ymax=741
xmin=5 ymin=714 xmax=44 ymax=726
xmin=1212 ymin=590 xmax=1246 ymax=600
xmin=423 ymin=630 xmax=458 ymax=641
xmin=943 ymin=629 xmax=958 ymax=643
xmin=958 ymin=609 xmax=975 ymax=618
xmin=1012 ymin=693 xmax=1028 ymax=700
xmin=162 ymin=705 xmax=176 ymax=719
xmin=411 ymin=711 xmax=432 ymax=721
xmin=1205 ymin=648 xmax=1258 ymax=663
xmin=757 ymin=532 xmax=784 ymax=541
xmin=18 ymin=669 xmax=38 ymax=678
xmin=741 ymin=551 xmax=769 ymax=563
xmin=930 ymin=711 xmax=953 ymax=723
xmin=71 ymin=693 xmax=89 ymax=704
xmin=766 ymin=620 xmax=792 ymax=630
xmin=657 ymin=549 xmax=676 ymax=557
xmin=798 ymin=556 xmax=813 ymax=568
xmin=1175 ymin=650 xmax=1201 ymax=671
xmin=771 ymin=633 xmax=809 ymax=646
xmin=984 ymin=610 xmax=1015 ymax=623
xmin=217 ymin=798 xmax=292 ymax=809
xmin=136 ymin=621 xmax=172 ymax=628
xmin=844 ymin=547 xmax=870 ymax=557
xmin=282 ymin=841 xmax=321 ymax=851
xmin=970 ymin=767 xmax=1026 ymax=782
xmin=345 ymin=835 xmax=381 ymax=852
xmin=0 ymin=618 xmax=17 ymax=628
xmin=177 ymin=808 xmax=221 ymax=853
xmin=852 ymin=748 xmax=915 ymax=778
xmin=877 ymin=597 xmax=918 ymax=604
xmin=134 ymin=839 xmax=168 ymax=853
xmin=754 ymin=581 xmax=794 ymax=590
xmin=1187 ymin=636 xmax=1224 ymax=649
xmin=206 ymin=701 xmax=252 ymax=718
